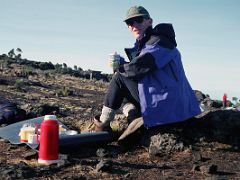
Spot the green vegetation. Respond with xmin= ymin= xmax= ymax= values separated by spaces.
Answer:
xmin=7 ymin=48 xmax=22 ymax=59
xmin=55 ymin=87 xmax=73 ymax=97
xmin=14 ymin=79 xmax=25 ymax=90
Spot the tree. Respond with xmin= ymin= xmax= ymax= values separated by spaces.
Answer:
xmin=232 ymin=97 xmax=238 ymax=105
xmin=74 ymin=65 xmax=78 ymax=71
xmin=78 ymin=67 xmax=83 ymax=71
xmin=7 ymin=48 xmax=22 ymax=59
xmin=8 ymin=49 xmax=15 ymax=58
xmin=16 ymin=48 xmax=22 ymax=54
xmin=63 ymin=63 xmax=67 ymax=69
xmin=16 ymin=48 xmax=22 ymax=59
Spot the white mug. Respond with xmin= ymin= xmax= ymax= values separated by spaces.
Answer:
xmin=28 ymin=134 xmax=39 ymax=144
xmin=109 ymin=52 xmax=120 ymax=63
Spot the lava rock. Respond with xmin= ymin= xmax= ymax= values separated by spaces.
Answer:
xmin=95 ymin=159 xmax=111 ymax=172
xmin=22 ymin=150 xmax=38 ymax=160
xmin=199 ymin=164 xmax=218 ymax=174
xmin=148 ymin=133 xmax=184 ymax=157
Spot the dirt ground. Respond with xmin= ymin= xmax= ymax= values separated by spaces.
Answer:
xmin=0 ymin=139 xmax=239 ymax=179
xmin=0 ymin=66 xmax=239 ymax=179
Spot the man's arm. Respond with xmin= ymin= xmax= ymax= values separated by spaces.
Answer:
xmin=119 ymin=52 xmax=157 ymax=80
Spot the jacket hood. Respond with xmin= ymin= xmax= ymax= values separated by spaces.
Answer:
xmin=153 ymin=23 xmax=177 ymax=47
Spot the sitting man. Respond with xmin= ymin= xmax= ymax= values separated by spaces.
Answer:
xmin=91 ymin=6 xmax=201 ymax=141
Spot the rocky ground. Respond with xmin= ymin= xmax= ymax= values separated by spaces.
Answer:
xmin=0 ymin=63 xmax=240 ymax=179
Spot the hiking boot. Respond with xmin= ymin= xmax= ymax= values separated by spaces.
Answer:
xmin=88 ymin=115 xmax=112 ymax=133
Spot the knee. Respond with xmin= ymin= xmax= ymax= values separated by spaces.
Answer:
xmin=111 ymin=72 xmax=122 ymax=83
xmin=112 ymin=72 xmax=121 ymax=79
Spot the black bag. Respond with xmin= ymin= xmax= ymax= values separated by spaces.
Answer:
xmin=0 ymin=101 xmax=26 ymax=125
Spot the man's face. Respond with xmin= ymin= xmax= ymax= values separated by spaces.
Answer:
xmin=126 ymin=16 xmax=152 ymax=40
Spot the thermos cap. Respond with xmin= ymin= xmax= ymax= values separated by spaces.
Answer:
xmin=44 ymin=115 xmax=57 ymax=121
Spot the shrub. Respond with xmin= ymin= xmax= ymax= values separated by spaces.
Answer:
xmin=14 ymin=79 xmax=25 ymax=90
xmin=55 ymin=87 xmax=73 ymax=97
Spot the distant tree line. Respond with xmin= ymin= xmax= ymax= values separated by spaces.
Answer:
xmin=0 ymin=49 xmax=112 ymax=81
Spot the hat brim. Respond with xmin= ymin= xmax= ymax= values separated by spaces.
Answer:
xmin=123 ymin=14 xmax=149 ymax=22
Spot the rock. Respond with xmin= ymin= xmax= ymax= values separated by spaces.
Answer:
xmin=208 ymin=164 xmax=218 ymax=174
xmin=0 ymin=138 xmax=9 ymax=143
xmin=95 ymin=159 xmax=111 ymax=172
xmin=2 ymin=168 xmax=15 ymax=175
xmin=59 ymin=153 xmax=69 ymax=160
xmin=148 ymin=133 xmax=184 ymax=157
xmin=0 ymin=79 xmax=8 ymax=85
xmin=194 ymin=90 xmax=206 ymax=103
xmin=22 ymin=151 xmax=38 ymax=160
xmin=138 ymin=109 xmax=240 ymax=159
xmin=57 ymin=159 xmax=70 ymax=168
xmin=17 ymin=163 xmax=34 ymax=178
xmin=192 ymin=164 xmax=200 ymax=172
xmin=199 ymin=164 xmax=218 ymax=174
xmin=0 ymin=124 xmax=8 ymax=128
xmin=36 ymin=104 xmax=60 ymax=116
xmin=124 ymin=173 xmax=131 ymax=178
xmin=96 ymin=148 xmax=108 ymax=158
xmin=192 ymin=151 xmax=202 ymax=162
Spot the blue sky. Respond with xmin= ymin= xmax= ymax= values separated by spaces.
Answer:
xmin=1 ymin=0 xmax=239 ymax=100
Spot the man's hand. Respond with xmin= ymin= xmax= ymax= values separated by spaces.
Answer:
xmin=108 ymin=59 xmax=120 ymax=70
xmin=108 ymin=53 xmax=126 ymax=71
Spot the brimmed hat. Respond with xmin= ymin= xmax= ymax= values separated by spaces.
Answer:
xmin=124 ymin=6 xmax=150 ymax=22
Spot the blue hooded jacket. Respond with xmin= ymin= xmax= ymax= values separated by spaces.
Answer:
xmin=120 ymin=24 xmax=201 ymax=128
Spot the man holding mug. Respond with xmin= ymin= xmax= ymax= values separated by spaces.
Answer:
xmin=91 ymin=6 xmax=201 ymax=141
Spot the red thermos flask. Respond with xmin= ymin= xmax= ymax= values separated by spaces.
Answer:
xmin=38 ymin=115 xmax=59 ymax=165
